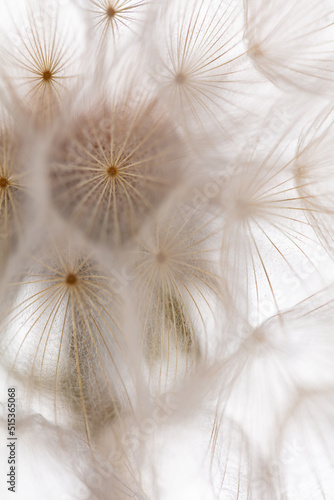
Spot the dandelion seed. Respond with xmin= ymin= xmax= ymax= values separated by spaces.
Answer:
xmin=0 ymin=238 xmax=131 ymax=445
xmin=12 ymin=415 xmax=89 ymax=500
xmin=215 ymin=288 xmax=334 ymax=468
xmin=151 ymin=0 xmax=259 ymax=137
xmin=88 ymin=0 xmax=145 ymax=42
xmin=215 ymin=324 xmax=297 ymax=459
xmin=294 ymin=108 xmax=334 ymax=252
xmin=132 ymin=201 xmax=222 ymax=389
xmin=245 ymin=0 xmax=334 ymax=94
xmin=0 ymin=125 xmax=27 ymax=272
xmin=216 ymin=128 xmax=328 ymax=324
xmin=2 ymin=5 xmax=77 ymax=124
xmin=50 ymin=96 xmax=186 ymax=247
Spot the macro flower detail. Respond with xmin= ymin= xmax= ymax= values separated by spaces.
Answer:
xmin=1 ymin=4 xmax=76 ymax=124
xmin=88 ymin=0 xmax=145 ymax=42
xmin=214 ymin=128 xmax=328 ymax=324
xmin=132 ymin=201 xmax=222 ymax=388
xmin=0 ymin=238 xmax=130 ymax=445
xmin=0 ymin=125 xmax=27 ymax=272
xmin=50 ymin=96 xmax=186 ymax=247
xmin=0 ymin=0 xmax=334 ymax=498
xmin=150 ymin=0 xmax=260 ymax=139
xmin=245 ymin=0 xmax=334 ymax=95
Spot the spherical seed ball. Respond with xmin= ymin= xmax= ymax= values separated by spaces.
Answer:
xmin=50 ymin=98 xmax=187 ymax=248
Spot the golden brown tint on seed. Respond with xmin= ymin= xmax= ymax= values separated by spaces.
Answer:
xmin=66 ymin=273 xmax=78 ymax=285
xmin=107 ymin=165 xmax=118 ymax=177
xmin=106 ymin=6 xmax=117 ymax=18
xmin=0 ymin=177 xmax=9 ymax=189
xmin=156 ymin=251 xmax=167 ymax=264
xmin=174 ymin=73 xmax=187 ymax=85
xmin=42 ymin=70 xmax=53 ymax=82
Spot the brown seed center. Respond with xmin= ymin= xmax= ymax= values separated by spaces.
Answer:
xmin=253 ymin=328 xmax=265 ymax=344
xmin=156 ymin=251 xmax=167 ymax=264
xmin=107 ymin=165 xmax=118 ymax=177
xmin=175 ymin=72 xmax=187 ymax=85
xmin=234 ymin=199 xmax=251 ymax=219
xmin=66 ymin=273 xmax=77 ymax=285
xmin=296 ymin=164 xmax=306 ymax=178
xmin=0 ymin=177 xmax=9 ymax=189
xmin=106 ymin=6 xmax=116 ymax=18
xmin=42 ymin=70 xmax=52 ymax=82
xmin=249 ymin=43 xmax=263 ymax=59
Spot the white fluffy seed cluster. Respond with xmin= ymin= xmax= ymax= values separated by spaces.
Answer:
xmin=1 ymin=0 xmax=334 ymax=499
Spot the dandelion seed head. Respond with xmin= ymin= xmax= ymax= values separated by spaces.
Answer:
xmin=2 ymin=0 xmax=334 ymax=495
